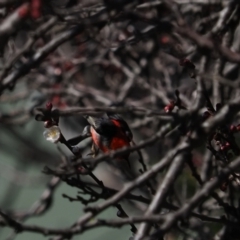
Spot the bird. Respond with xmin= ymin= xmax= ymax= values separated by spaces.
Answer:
xmin=67 ymin=112 xmax=133 ymax=167
xmin=67 ymin=113 xmax=150 ymax=192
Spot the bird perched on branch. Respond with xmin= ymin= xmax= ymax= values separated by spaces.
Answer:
xmin=67 ymin=112 xmax=133 ymax=169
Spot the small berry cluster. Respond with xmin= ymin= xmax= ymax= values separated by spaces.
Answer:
xmin=35 ymin=102 xmax=59 ymax=127
xmin=35 ymin=102 xmax=63 ymax=144
xmin=164 ymin=90 xmax=187 ymax=113
xmin=178 ymin=57 xmax=240 ymax=191
xmin=230 ymin=124 xmax=240 ymax=133
xmin=30 ymin=0 xmax=42 ymax=19
xmin=18 ymin=4 xmax=30 ymax=18
xmin=164 ymin=100 xmax=175 ymax=113
xmin=17 ymin=0 xmax=42 ymax=19
xmin=202 ymin=103 xmax=236 ymax=154
xmin=203 ymin=104 xmax=240 ymax=191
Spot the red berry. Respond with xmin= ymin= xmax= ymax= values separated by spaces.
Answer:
xmin=46 ymin=102 xmax=53 ymax=111
xmin=77 ymin=166 xmax=87 ymax=174
xmin=225 ymin=142 xmax=230 ymax=147
xmin=30 ymin=0 xmax=42 ymax=19
xmin=221 ymin=143 xmax=230 ymax=151
xmin=18 ymin=4 xmax=30 ymax=18
xmin=160 ymin=35 xmax=170 ymax=44
xmin=220 ymin=145 xmax=226 ymax=151
xmin=230 ymin=125 xmax=237 ymax=132
xmin=44 ymin=120 xmax=53 ymax=128
xmin=237 ymin=124 xmax=240 ymax=131
xmin=164 ymin=103 xmax=175 ymax=113
xmin=31 ymin=10 xmax=41 ymax=19
xmin=164 ymin=106 xmax=169 ymax=112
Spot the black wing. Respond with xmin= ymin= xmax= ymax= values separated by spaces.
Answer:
xmin=107 ymin=113 xmax=133 ymax=142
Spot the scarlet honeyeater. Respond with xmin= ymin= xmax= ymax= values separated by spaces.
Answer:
xmin=85 ymin=113 xmax=133 ymax=160
xmin=67 ymin=113 xmax=136 ymax=180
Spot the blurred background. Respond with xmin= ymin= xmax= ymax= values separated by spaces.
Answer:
xmin=1 ymin=0 xmax=240 ymax=239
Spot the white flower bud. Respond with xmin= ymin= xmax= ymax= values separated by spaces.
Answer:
xmin=43 ymin=126 xmax=61 ymax=143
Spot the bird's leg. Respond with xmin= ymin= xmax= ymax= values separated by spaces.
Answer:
xmin=91 ymin=144 xmax=99 ymax=157
xmin=86 ymin=143 xmax=99 ymax=157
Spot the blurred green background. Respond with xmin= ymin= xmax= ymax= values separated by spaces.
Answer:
xmin=0 ymin=100 xmax=132 ymax=240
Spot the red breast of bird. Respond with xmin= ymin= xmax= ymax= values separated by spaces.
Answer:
xmin=90 ymin=125 xmax=131 ymax=159
xmin=90 ymin=116 xmax=131 ymax=159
